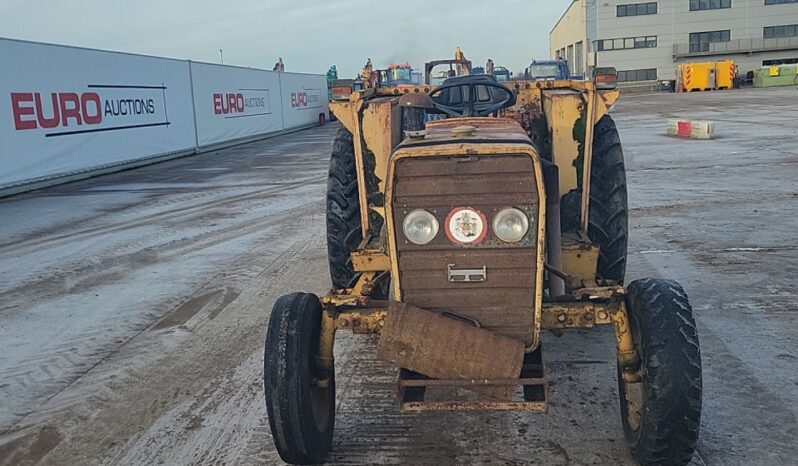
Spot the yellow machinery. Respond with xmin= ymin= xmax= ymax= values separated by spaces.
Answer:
xmin=678 ymin=60 xmax=737 ymax=91
xmin=424 ymin=46 xmax=473 ymax=85
xmin=263 ymin=57 xmax=703 ymax=465
xmin=454 ymin=46 xmax=470 ymax=77
xmin=361 ymin=57 xmax=373 ymax=81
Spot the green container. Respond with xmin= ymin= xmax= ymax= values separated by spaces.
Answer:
xmin=754 ymin=65 xmax=798 ymax=87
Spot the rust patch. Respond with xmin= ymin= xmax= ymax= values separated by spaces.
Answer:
xmin=377 ymin=301 xmax=525 ymax=400
xmin=512 ymin=99 xmax=551 ymax=159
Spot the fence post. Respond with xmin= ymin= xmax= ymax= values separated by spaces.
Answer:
xmin=188 ymin=60 xmax=200 ymax=152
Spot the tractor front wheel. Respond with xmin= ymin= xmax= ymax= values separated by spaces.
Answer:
xmin=618 ymin=279 xmax=702 ymax=466
xmin=264 ymin=293 xmax=335 ymax=464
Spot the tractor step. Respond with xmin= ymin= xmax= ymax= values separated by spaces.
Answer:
xmin=397 ymin=354 xmax=549 ymax=413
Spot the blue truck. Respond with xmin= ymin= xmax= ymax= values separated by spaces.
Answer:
xmin=492 ymin=66 xmax=512 ymax=82
xmin=524 ymin=59 xmax=576 ymax=80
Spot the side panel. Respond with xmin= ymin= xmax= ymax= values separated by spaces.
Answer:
xmin=279 ymin=72 xmax=329 ymax=130
xmin=190 ymin=62 xmax=282 ymax=147
xmin=542 ymin=91 xmax=585 ymax=198
xmin=328 ymin=101 xmax=359 ymax=135
xmin=507 ymin=83 xmax=617 ymax=204
xmin=357 ymin=98 xmax=401 ymax=239
xmin=360 ymin=99 xmax=398 ymax=195
xmin=0 ymin=39 xmax=196 ymax=189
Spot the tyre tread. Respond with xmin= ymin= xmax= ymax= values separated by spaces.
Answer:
xmin=264 ymin=293 xmax=334 ymax=464
xmin=589 ymin=115 xmax=629 ymax=283
xmin=622 ymin=279 xmax=702 ymax=466
xmin=326 ymin=128 xmax=362 ymax=289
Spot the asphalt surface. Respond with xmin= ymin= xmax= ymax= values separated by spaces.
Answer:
xmin=0 ymin=87 xmax=797 ymax=465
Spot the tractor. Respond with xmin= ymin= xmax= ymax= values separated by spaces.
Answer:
xmin=380 ymin=63 xmax=416 ymax=87
xmin=264 ymin=56 xmax=702 ymax=465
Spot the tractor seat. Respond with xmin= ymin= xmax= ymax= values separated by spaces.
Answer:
xmin=430 ymin=75 xmax=516 ymax=117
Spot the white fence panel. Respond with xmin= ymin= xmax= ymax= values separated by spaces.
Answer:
xmin=0 ymin=39 xmax=196 ymax=188
xmin=190 ymin=62 xmax=283 ymax=147
xmin=279 ymin=72 xmax=329 ymax=131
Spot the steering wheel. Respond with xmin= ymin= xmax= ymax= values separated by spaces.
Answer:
xmin=429 ymin=80 xmax=516 ymax=117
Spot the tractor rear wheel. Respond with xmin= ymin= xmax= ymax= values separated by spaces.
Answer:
xmin=588 ymin=115 xmax=629 ymax=283
xmin=326 ymin=128 xmax=362 ymax=289
xmin=264 ymin=293 xmax=335 ymax=465
xmin=618 ymin=279 xmax=702 ymax=466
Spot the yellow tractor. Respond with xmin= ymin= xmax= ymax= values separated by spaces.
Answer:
xmin=263 ymin=62 xmax=702 ymax=465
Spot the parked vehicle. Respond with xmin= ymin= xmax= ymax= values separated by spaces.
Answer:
xmin=525 ymin=59 xmax=570 ymax=80
xmin=270 ymin=53 xmax=702 ymax=466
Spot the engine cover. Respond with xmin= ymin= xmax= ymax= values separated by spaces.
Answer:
xmin=391 ymin=153 xmax=542 ymax=346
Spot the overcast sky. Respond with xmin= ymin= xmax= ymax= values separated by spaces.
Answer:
xmin=0 ymin=0 xmax=569 ymax=77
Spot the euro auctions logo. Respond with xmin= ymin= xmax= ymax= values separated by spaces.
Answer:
xmin=9 ymin=84 xmax=169 ymax=137
xmin=290 ymin=89 xmax=321 ymax=109
xmin=213 ymin=89 xmax=271 ymax=119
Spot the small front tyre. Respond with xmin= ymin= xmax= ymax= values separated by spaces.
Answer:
xmin=264 ymin=293 xmax=335 ymax=464
xmin=618 ymin=279 xmax=702 ymax=466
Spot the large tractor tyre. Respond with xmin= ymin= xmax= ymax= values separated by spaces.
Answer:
xmin=618 ymin=279 xmax=702 ymax=466
xmin=588 ymin=115 xmax=629 ymax=284
xmin=264 ymin=293 xmax=335 ymax=465
xmin=326 ymin=128 xmax=362 ymax=289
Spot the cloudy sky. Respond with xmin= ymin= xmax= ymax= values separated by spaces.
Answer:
xmin=0 ymin=0 xmax=569 ymax=77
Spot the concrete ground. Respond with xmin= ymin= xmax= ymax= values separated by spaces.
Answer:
xmin=0 ymin=86 xmax=796 ymax=465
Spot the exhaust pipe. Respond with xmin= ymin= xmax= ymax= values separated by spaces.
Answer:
xmin=541 ymin=160 xmax=565 ymax=296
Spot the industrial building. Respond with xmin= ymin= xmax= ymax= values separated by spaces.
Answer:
xmin=550 ymin=0 xmax=798 ymax=82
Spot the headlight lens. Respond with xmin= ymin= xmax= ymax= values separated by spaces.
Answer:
xmin=403 ymin=209 xmax=439 ymax=245
xmin=493 ymin=207 xmax=529 ymax=243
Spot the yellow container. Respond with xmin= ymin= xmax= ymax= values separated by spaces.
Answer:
xmin=679 ymin=60 xmax=737 ymax=91
xmin=715 ymin=60 xmax=736 ymax=89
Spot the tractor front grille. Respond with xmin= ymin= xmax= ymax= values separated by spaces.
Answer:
xmin=392 ymin=155 xmax=540 ymax=345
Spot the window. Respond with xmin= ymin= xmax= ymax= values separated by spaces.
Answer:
xmin=689 ymin=30 xmax=731 ymax=52
xmin=763 ymin=58 xmax=798 ymax=65
xmin=765 ymin=0 xmax=798 ymax=4
xmin=617 ymin=69 xmax=658 ymax=82
xmin=765 ymin=24 xmax=798 ymax=38
xmin=617 ymin=2 xmax=657 ymax=16
xmin=596 ymin=35 xmax=657 ymax=51
xmin=574 ymin=41 xmax=584 ymax=76
xmin=690 ymin=0 xmax=731 ymax=10
xmin=567 ymin=44 xmax=574 ymax=68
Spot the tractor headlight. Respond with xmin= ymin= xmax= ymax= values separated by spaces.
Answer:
xmin=403 ymin=209 xmax=439 ymax=245
xmin=493 ymin=208 xmax=529 ymax=243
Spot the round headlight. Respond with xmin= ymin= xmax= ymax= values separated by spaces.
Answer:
xmin=403 ymin=209 xmax=439 ymax=245
xmin=493 ymin=207 xmax=529 ymax=243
